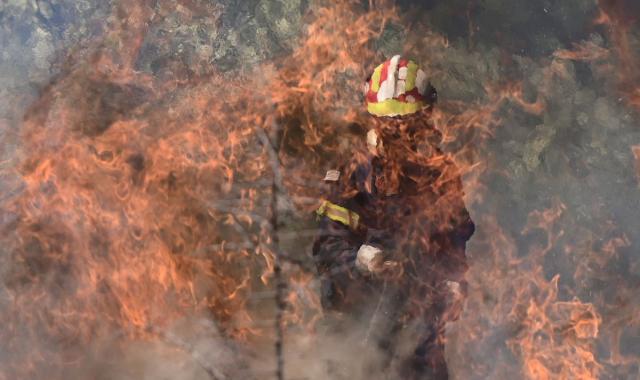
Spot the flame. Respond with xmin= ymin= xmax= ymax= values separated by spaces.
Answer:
xmin=594 ymin=0 xmax=640 ymax=111
xmin=1 ymin=0 xmax=639 ymax=379
xmin=553 ymin=41 xmax=610 ymax=62
xmin=0 ymin=0 xmax=397 ymax=377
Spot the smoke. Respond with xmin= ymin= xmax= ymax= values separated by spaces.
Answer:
xmin=1 ymin=0 xmax=640 ymax=379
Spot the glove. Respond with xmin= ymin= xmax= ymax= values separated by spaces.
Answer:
xmin=355 ymin=244 xmax=384 ymax=274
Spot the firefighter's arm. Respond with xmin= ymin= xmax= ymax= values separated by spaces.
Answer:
xmin=316 ymin=165 xmax=399 ymax=276
xmin=312 ymin=217 xmax=362 ymax=310
xmin=314 ymin=204 xmax=401 ymax=278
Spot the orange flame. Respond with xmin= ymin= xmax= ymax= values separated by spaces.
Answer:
xmin=1 ymin=1 xmax=639 ymax=379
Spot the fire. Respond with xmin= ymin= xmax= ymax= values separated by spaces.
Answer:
xmin=595 ymin=0 xmax=640 ymax=111
xmin=553 ymin=41 xmax=610 ymax=62
xmin=1 ymin=0 xmax=639 ymax=379
xmin=0 ymin=1 xmax=397 ymax=377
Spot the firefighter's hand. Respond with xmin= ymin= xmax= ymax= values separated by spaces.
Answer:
xmin=356 ymin=244 xmax=383 ymax=274
xmin=356 ymin=245 xmax=403 ymax=279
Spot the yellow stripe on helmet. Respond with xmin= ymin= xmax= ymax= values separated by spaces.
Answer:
xmin=367 ymin=99 xmax=425 ymax=117
xmin=370 ymin=64 xmax=383 ymax=93
xmin=404 ymin=61 xmax=419 ymax=92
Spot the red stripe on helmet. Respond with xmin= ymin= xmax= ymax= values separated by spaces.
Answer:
xmin=366 ymin=89 xmax=378 ymax=103
xmin=404 ymin=87 xmax=424 ymax=101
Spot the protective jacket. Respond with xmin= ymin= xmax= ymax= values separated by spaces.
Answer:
xmin=312 ymin=112 xmax=474 ymax=378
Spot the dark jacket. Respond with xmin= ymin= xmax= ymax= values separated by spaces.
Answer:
xmin=312 ymin=116 xmax=475 ymax=377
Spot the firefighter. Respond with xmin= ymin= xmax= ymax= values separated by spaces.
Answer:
xmin=312 ymin=55 xmax=475 ymax=379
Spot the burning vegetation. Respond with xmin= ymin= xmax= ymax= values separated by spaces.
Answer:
xmin=0 ymin=0 xmax=639 ymax=379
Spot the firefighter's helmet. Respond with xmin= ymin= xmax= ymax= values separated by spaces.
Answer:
xmin=364 ymin=55 xmax=436 ymax=117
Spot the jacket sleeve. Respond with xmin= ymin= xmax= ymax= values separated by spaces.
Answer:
xmin=311 ymin=216 xmax=363 ymax=310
